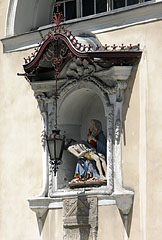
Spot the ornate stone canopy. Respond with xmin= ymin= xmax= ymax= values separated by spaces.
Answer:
xmin=23 ymin=15 xmax=141 ymax=87
xmin=22 ymin=9 xmax=142 ymax=238
xmin=22 ymin=9 xmax=142 ymax=190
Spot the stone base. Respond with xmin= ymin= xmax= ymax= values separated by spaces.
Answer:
xmin=69 ymin=180 xmax=107 ymax=189
xmin=64 ymin=226 xmax=96 ymax=240
xmin=63 ymin=196 xmax=98 ymax=240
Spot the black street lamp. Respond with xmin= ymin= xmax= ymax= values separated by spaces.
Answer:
xmin=46 ymin=49 xmax=65 ymax=175
xmin=47 ymin=128 xmax=65 ymax=176
xmin=46 ymin=5 xmax=66 ymax=175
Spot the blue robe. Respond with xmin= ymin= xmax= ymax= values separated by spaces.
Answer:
xmin=75 ymin=131 xmax=106 ymax=179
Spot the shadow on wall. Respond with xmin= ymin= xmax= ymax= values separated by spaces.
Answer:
xmin=120 ymin=62 xmax=139 ymax=237
xmin=77 ymin=196 xmax=91 ymax=240
xmin=122 ymin=63 xmax=140 ymax=146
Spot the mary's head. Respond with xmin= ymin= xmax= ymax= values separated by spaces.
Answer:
xmin=88 ymin=119 xmax=102 ymax=137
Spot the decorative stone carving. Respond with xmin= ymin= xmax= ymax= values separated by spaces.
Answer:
xmin=21 ymin=13 xmax=141 ymax=238
xmin=48 ymin=158 xmax=53 ymax=195
xmin=106 ymin=104 xmax=114 ymax=193
xmin=41 ymin=129 xmax=46 ymax=149
xmin=28 ymin=51 xmax=135 ymax=232
xmin=91 ymin=77 xmax=117 ymax=95
xmin=63 ymin=196 xmax=98 ymax=240
xmin=31 ymin=65 xmax=132 ymax=198
xmin=59 ymin=76 xmax=117 ymax=98
xmin=48 ymin=101 xmax=55 ymax=134
xmin=117 ymin=80 xmax=128 ymax=90
xmin=115 ymin=119 xmax=121 ymax=144
xmin=33 ymin=93 xmax=49 ymax=197
xmin=113 ymin=106 xmax=123 ymax=191
xmin=66 ymin=58 xmax=95 ymax=79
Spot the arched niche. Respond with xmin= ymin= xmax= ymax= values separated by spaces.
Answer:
xmin=6 ymin=0 xmax=54 ymax=36
xmin=56 ymin=88 xmax=107 ymax=189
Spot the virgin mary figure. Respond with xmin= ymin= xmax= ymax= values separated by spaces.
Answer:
xmin=67 ymin=119 xmax=107 ymax=183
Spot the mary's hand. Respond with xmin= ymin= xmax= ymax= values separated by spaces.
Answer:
xmin=78 ymin=150 xmax=88 ymax=158
xmin=88 ymin=136 xmax=96 ymax=143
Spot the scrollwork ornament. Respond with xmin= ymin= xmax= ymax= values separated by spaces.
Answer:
xmin=41 ymin=40 xmax=73 ymax=75
xmin=49 ymin=159 xmax=62 ymax=176
xmin=58 ymin=76 xmax=117 ymax=102
xmin=48 ymin=163 xmax=54 ymax=196
xmin=115 ymin=119 xmax=121 ymax=144
xmin=41 ymin=129 xmax=46 ymax=149
xmin=66 ymin=57 xmax=96 ymax=80
xmin=117 ymin=80 xmax=128 ymax=90
xmin=35 ymin=93 xmax=47 ymax=112
xmin=108 ymin=105 xmax=114 ymax=129
xmin=107 ymin=104 xmax=114 ymax=192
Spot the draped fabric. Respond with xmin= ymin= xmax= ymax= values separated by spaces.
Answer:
xmin=74 ymin=131 xmax=106 ymax=179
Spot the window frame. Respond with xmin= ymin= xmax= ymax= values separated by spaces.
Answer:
xmin=54 ymin=0 xmax=153 ymax=21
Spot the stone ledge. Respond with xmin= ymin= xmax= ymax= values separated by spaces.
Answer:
xmin=28 ymin=189 xmax=134 ymax=235
xmin=28 ymin=188 xmax=134 ymax=213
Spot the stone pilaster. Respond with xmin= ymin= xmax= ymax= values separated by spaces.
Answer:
xmin=63 ymin=196 xmax=98 ymax=240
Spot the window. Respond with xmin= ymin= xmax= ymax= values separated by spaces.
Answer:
xmin=54 ymin=0 xmax=152 ymax=21
xmin=55 ymin=0 xmax=76 ymax=20
xmin=113 ymin=0 xmax=151 ymax=9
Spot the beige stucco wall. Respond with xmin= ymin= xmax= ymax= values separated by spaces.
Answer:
xmin=98 ymin=205 xmax=124 ymax=240
xmin=0 ymin=0 xmax=162 ymax=239
xmin=97 ymin=20 xmax=162 ymax=240
xmin=0 ymin=0 xmax=8 ymax=37
xmin=42 ymin=209 xmax=64 ymax=239
xmin=0 ymin=43 xmax=42 ymax=239
xmin=41 ymin=205 xmax=124 ymax=240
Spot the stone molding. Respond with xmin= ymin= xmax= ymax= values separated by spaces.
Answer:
xmin=28 ymin=191 xmax=134 ymax=236
xmin=30 ymin=64 xmax=133 ymax=197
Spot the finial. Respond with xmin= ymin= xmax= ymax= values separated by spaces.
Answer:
xmin=52 ymin=3 xmax=64 ymax=26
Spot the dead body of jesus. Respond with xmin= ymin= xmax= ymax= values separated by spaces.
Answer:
xmin=68 ymin=143 xmax=107 ymax=181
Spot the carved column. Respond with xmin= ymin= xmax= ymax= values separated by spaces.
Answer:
xmin=63 ymin=196 xmax=98 ymax=240
xmin=114 ymin=100 xmax=123 ymax=191
xmin=35 ymin=93 xmax=58 ymax=197
xmin=35 ymin=94 xmax=49 ymax=197
xmin=113 ymin=88 xmax=125 ymax=192
xmin=106 ymin=104 xmax=114 ymax=193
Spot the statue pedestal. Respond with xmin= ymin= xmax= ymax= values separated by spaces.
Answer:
xmin=63 ymin=196 xmax=98 ymax=240
xmin=69 ymin=180 xmax=107 ymax=189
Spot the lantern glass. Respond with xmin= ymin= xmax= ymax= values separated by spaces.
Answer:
xmin=47 ymin=129 xmax=65 ymax=161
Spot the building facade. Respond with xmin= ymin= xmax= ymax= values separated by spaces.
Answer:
xmin=0 ymin=1 xmax=162 ymax=239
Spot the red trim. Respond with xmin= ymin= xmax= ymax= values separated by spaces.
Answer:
xmin=23 ymin=25 xmax=142 ymax=74
xmin=24 ymin=33 xmax=90 ymax=71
